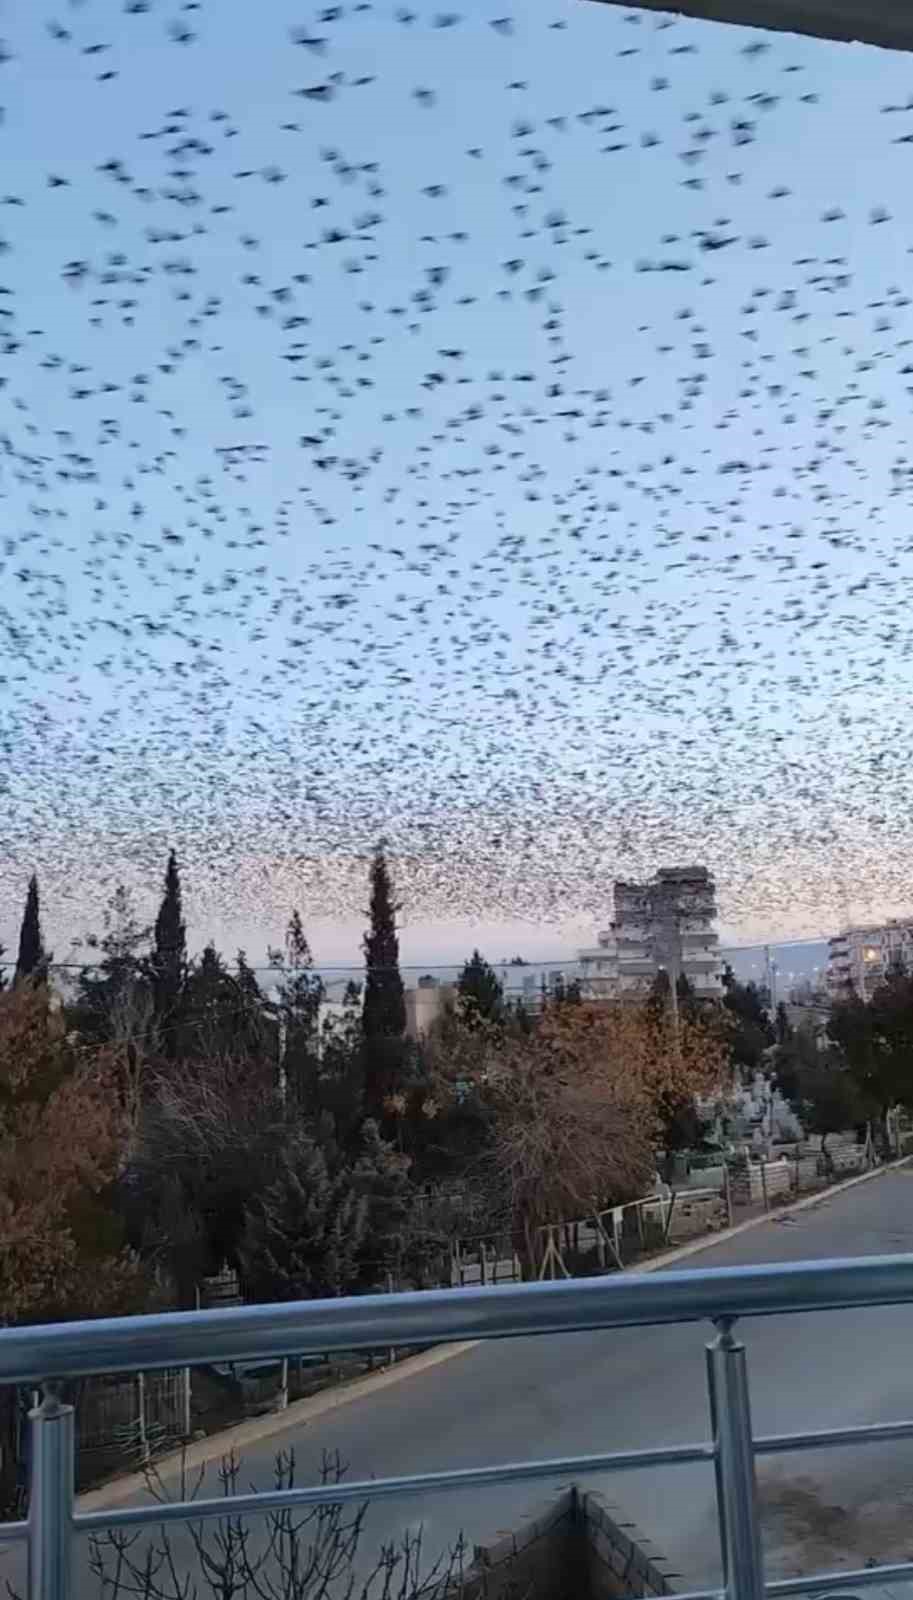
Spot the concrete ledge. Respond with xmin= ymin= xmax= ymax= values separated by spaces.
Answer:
xmin=584 ymin=0 xmax=913 ymax=53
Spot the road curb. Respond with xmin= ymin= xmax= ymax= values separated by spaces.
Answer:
xmin=78 ymin=1155 xmax=910 ymax=1513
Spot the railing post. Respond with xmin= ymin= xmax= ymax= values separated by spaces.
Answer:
xmin=136 ymin=1370 xmax=149 ymax=1465
xmin=707 ymin=1318 xmax=765 ymax=1600
xmin=705 ymin=1341 xmax=728 ymax=1587
xmin=595 ymin=1214 xmax=606 ymax=1271
xmin=182 ymin=1365 xmax=192 ymax=1440
xmin=28 ymin=1384 xmax=74 ymax=1600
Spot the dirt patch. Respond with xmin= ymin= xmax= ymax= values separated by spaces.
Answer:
xmin=759 ymin=1472 xmax=913 ymax=1578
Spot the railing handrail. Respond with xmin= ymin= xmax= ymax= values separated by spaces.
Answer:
xmin=3 ymin=1249 xmax=913 ymax=1384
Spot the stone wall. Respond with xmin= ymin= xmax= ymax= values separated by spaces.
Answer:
xmin=728 ymin=1158 xmax=792 ymax=1207
xmin=666 ymin=1192 xmax=726 ymax=1242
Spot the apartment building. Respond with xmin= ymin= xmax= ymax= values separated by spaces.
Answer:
xmin=827 ymin=918 xmax=913 ymax=1001
xmin=579 ymin=865 xmax=722 ymax=1001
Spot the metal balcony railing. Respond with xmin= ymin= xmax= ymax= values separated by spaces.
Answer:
xmin=4 ymin=1252 xmax=913 ymax=1600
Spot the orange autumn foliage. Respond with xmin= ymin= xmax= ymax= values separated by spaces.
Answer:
xmin=0 ymin=985 xmax=144 ymax=1325
xmin=483 ymin=999 xmax=728 ymax=1274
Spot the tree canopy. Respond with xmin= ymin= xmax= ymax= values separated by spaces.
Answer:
xmin=428 ymin=996 xmax=728 ymax=1277
xmin=721 ymin=965 xmax=774 ymax=1075
xmin=828 ymin=967 xmax=913 ymax=1118
xmin=0 ymin=985 xmax=144 ymax=1325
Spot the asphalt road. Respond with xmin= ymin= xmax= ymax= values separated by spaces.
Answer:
xmin=230 ymin=1169 xmax=913 ymax=1588
xmin=248 ymin=1167 xmax=913 ymax=1592
xmin=12 ymin=1170 xmax=913 ymax=1597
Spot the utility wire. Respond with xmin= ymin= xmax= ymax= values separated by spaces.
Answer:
xmin=0 ymin=934 xmax=830 ymax=977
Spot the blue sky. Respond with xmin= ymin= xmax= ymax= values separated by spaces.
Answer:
xmin=2 ymin=0 xmax=913 ymax=966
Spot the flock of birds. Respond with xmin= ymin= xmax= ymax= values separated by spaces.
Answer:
xmin=1 ymin=0 xmax=912 ymax=955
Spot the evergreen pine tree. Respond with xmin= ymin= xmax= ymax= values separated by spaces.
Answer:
xmin=178 ymin=942 xmax=233 ymax=1060
xmin=350 ymin=1117 xmax=411 ymax=1287
xmin=239 ymin=1114 xmax=410 ymax=1302
xmin=361 ymin=845 xmax=406 ymax=1119
xmin=235 ymin=950 xmax=270 ymax=1060
xmin=314 ymin=981 xmax=365 ymax=1143
xmin=721 ymin=963 xmax=774 ymax=1076
xmin=76 ymin=884 xmax=151 ymax=1043
xmin=15 ymin=874 xmax=47 ymax=983
xmin=457 ymin=949 xmax=504 ymax=1023
xmin=150 ymin=849 xmax=186 ymax=1044
xmin=239 ymin=1129 xmax=367 ymax=1302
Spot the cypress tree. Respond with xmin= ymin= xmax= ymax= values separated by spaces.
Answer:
xmin=362 ymin=847 xmax=406 ymax=1038
xmin=16 ymin=874 xmax=47 ymax=983
xmin=361 ymin=846 xmax=406 ymax=1119
xmin=150 ymin=849 xmax=186 ymax=1042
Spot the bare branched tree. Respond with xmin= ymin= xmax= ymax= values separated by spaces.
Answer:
xmin=126 ymin=1053 xmax=290 ymax=1302
xmin=478 ymin=1001 xmax=727 ymax=1277
xmin=83 ymin=1448 xmax=474 ymax=1600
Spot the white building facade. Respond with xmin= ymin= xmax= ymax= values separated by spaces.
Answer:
xmin=827 ymin=918 xmax=913 ymax=1001
xmin=579 ymin=865 xmax=722 ymax=1002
